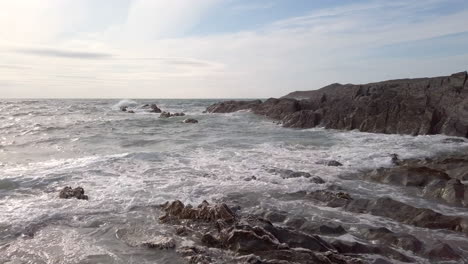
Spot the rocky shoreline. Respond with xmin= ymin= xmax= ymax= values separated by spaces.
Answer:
xmin=206 ymin=72 xmax=468 ymax=138
xmin=59 ymin=151 xmax=468 ymax=263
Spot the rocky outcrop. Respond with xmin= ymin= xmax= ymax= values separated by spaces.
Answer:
xmin=183 ymin=118 xmax=198 ymax=124
xmin=158 ymin=200 xmax=370 ymax=263
xmin=363 ymin=154 xmax=468 ymax=207
xmin=58 ymin=186 xmax=88 ymax=200
xmin=159 ymin=111 xmax=185 ymax=118
xmin=206 ymin=72 xmax=468 ymax=137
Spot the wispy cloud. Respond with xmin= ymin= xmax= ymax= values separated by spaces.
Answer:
xmin=14 ymin=48 xmax=113 ymax=59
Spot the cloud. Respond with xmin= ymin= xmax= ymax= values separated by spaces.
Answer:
xmin=14 ymin=48 xmax=113 ymax=59
xmin=0 ymin=0 xmax=467 ymax=98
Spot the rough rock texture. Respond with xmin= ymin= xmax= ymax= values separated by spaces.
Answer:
xmin=183 ymin=118 xmax=198 ymax=124
xmin=295 ymin=190 xmax=468 ymax=234
xmin=58 ymin=186 xmax=88 ymax=200
xmin=149 ymin=104 xmax=162 ymax=113
xmin=206 ymin=72 xmax=468 ymax=137
xmin=363 ymin=154 xmax=468 ymax=207
xmin=159 ymin=200 xmax=368 ymax=263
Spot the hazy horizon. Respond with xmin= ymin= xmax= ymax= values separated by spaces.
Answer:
xmin=1 ymin=0 xmax=468 ymax=99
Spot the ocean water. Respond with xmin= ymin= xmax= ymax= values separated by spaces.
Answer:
xmin=0 ymin=99 xmax=467 ymax=264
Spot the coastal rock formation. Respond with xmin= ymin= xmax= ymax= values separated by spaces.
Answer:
xmin=206 ymin=72 xmax=468 ymax=137
xmin=158 ymin=200 xmax=371 ymax=263
xmin=183 ymin=118 xmax=198 ymax=124
xmin=159 ymin=111 xmax=186 ymax=118
xmin=58 ymin=186 xmax=88 ymax=200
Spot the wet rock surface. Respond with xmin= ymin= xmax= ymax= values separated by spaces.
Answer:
xmin=158 ymin=200 xmax=369 ymax=263
xmin=58 ymin=186 xmax=88 ymax=200
xmin=183 ymin=118 xmax=198 ymax=124
xmin=206 ymin=72 xmax=468 ymax=138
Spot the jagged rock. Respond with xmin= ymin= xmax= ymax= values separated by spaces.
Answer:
xmin=364 ymin=166 xmax=450 ymax=187
xmin=282 ymin=110 xmax=321 ymax=128
xmin=159 ymin=200 xmax=236 ymax=223
xmin=140 ymin=236 xmax=175 ymax=249
xmin=149 ymin=104 xmax=162 ymax=113
xmin=183 ymin=118 xmax=198 ymax=124
xmin=331 ymin=240 xmax=414 ymax=263
xmin=160 ymin=200 xmax=366 ymax=264
xmin=359 ymin=227 xmax=423 ymax=253
xmin=425 ymin=243 xmax=461 ymax=260
xmin=159 ymin=111 xmax=172 ymax=118
xmin=205 ymin=100 xmax=262 ymax=113
xmin=58 ymin=186 xmax=88 ymax=200
xmin=206 ymin=72 xmax=468 ymax=137
xmin=316 ymin=160 xmax=343 ymax=167
xmin=300 ymin=222 xmax=347 ymax=236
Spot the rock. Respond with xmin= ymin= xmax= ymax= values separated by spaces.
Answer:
xmin=206 ymin=72 xmax=468 ymax=138
xmin=315 ymin=160 xmax=343 ymax=167
xmin=442 ymin=138 xmax=466 ymax=143
xmin=425 ymin=243 xmax=461 ymax=260
xmin=120 ymin=106 xmax=128 ymax=112
xmin=282 ymin=110 xmax=321 ymax=128
xmin=173 ymin=112 xmax=185 ymax=116
xmin=159 ymin=200 xmax=236 ymax=223
xmin=267 ymin=168 xmax=312 ymax=179
xmin=300 ymin=222 xmax=347 ymax=236
xmin=127 ymin=110 xmax=135 ymax=114
xmin=327 ymin=160 xmax=343 ymax=167
xmin=141 ymin=236 xmax=175 ymax=249
xmin=205 ymin=100 xmax=262 ymax=113
xmin=359 ymin=227 xmax=423 ymax=253
xmin=58 ymin=186 xmax=88 ymax=200
xmin=364 ymin=166 xmax=450 ymax=187
xmin=331 ymin=240 xmax=414 ymax=263
xmin=183 ymin=118 xmax=198 ymax=124
xmin=149 ymin=104 xmax=162 ymax=113
xmin=159 ymin=111 xmax=172 ymax=118
xmin=244 ymin=176 xmax=257 ymax=181
xmin=390 ymin=153 xmax=400 ymax=165
xmin=159 ymin=200 xmax=364 ymax=264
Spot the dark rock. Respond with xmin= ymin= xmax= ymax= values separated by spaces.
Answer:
xmin=206 ymin=100 xmax=262 ymax=113
xmin=160 ymin=200 xmax=364 ymax=264
xmin=58 ymin=186 xmax=88 ymax=200
xmin=173 ymin=112 xmax=185 ymax=116
xmin=316 ymin=160 xmax=343 ymax=166
xmin=442 ymin=137 xmax=466 ymax=143
xmin=359 ymin=227 xmax=423 ymax=253
xmin=149 ymin=104 xmax=162 ymax=113
xmin=206 ymin=72 xmax=468 ymax=137
xmin=267 ymin=168 xmax=312 ymax=179
xmin=300 ymin=222 xmax=347 ymax=236
xmin=160 ymin=111 xmax=172 ymax=118
xmin=127 ymin=110 xmax=135 ymax=114
xmin=331 ymin=240 xmax=414 ymax=263
xmin=364 ymin=166 xmax=450 ymax=187
xmin=183 ymin=118 xmax=198 ymax=124
xmin=425 ymin=243 xmax=461 ymax=260
xmin=282 ymin=110 xmax=321 ymax=128
xmin=120 ymin=106 xmax=128 ymax=112
xmin=390 ymin=153 xmax=400 ymax=165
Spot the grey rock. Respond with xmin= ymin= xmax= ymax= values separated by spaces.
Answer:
xmin=58 ymin=186 xmax=88 ymax=200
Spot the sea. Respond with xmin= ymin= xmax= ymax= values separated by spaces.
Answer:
xmin=1 ymin=99 xmax=467 ymax=263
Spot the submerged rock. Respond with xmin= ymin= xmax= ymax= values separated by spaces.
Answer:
xmin=183 ymin=118 xmax=198 ymax=124
xmin=58 ymin=186 xmax=88 ymax=200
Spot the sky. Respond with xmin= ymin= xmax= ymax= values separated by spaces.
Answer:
xmin=1 ymin=0 xmax=468 ymax=98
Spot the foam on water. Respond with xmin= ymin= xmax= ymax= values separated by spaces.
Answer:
xmin=1 ymin=99 xmax=468 ymax=263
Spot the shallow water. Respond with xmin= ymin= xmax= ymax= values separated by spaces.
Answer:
xmin=0 ymin=99 xmax=467 ymax=263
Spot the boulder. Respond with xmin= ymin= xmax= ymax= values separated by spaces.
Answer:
xmin=149 ymin=104 xmax=162 ymax=113
xmin=183 ymin=118 xmax=198 ymax=124
xmin=58 ymin=186 xmax=88 ymax=200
